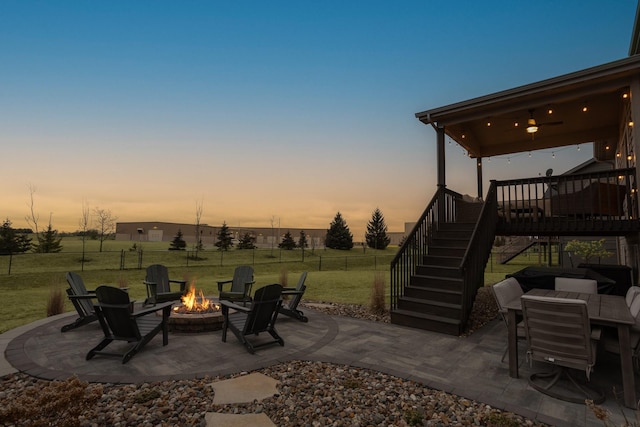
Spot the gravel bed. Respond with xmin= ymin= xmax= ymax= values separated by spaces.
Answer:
xmin=0 ymin=288 xmax=547 ymax=426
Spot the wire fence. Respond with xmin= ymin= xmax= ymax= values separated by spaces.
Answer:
xmin=1 ymin=248 xmax=395 ymax=275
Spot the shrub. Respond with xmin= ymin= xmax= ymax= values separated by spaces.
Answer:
xmin=46 ymin=283 xmax=65 ymax=317
xmin=370 ymin=272 xmax=386 ymax=315
xmin=0 ymin=376 xmax=102 ymax=426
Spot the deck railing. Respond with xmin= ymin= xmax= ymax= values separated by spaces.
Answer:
xmin=458 ymin=182 xmax=498 ymax=324
xmin=494 ymin=167 xmax=638 ymax=235
xmin=390 ymin=186 xmax=461 ymax=310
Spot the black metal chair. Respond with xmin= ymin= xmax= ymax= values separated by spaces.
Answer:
xmin=279 ymin=272 xmax=309 ymax=322
xmin=221 ymin=283 xmax=284 ymax=354
xmin=87 ymin=286 xmax=173 ymax=364
xmin=522 ymin=295 xmax=604 ymax=404
xmin=143 ymin=264 xmax=187 ymax=305
xmin=61 ymin=272 xmax=98 ymax=332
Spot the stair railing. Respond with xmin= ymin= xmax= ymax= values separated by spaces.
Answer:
xmin=390 ymin=186 xmax=462 ymax=310
xmin=458 ymin=182 xmax=498 ymax=327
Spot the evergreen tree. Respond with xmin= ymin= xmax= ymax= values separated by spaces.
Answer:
xmin=237 ymin=232 xmax=257 ymax=249
xmin=278 ymin=231 xmax=296 ymax=250
xmin=325 ymin=212 xmax=353 ymax=250
xmin=0 ymin=219 xmax=32 ymax=254
xmin=35 ymin=223 xmax=63 ymax=253
xmin=365 ymin=208 xmax=391 ymax=250
xmin=298 ymin=230 xmax=308 ymax=249
xmin=214 ymin=222 xmax=234 ymax=251
xmin=169 ymin=229 xmax=187 ymax=250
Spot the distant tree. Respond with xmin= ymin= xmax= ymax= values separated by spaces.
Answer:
xmin=214 ymin=222 xmax=234 ymax=251
xmin=278 ymin=231 xmax=296 ymax=250
xmin=169 ymin=229 xmax=187 ymax=250
xmin=298 ymin=230 xmax=308 ymax=249
xmin=325 ymin=212 xmax=353 ymax=250
xmin=0 ymin=219 xmax=32 ymax=255
xmin=237 ymin=232 xmax=257 ymax=249
xmin=35 ymin=220 xmax=63 ymax=253
xmin=79 ymin=202 xmax=90 ymax=270
xmin=93 ymin=207 xmax=117 ymax=252
xmin=194 ymin=199 xmax=204 ymax=257
xmin=365 ymin=208 xmax=391 ymax=250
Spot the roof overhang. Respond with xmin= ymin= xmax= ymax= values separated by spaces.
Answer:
xmin=415 ymin=55 xmax=640 ymax=159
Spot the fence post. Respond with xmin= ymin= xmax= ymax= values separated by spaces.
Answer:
xmin=137 ymin=249 xmax=143 ymax=269
xmin=8 ymin=253 xmax=12 ymax=275
xmin=120 ymin=249 xmax=125 ymax=270
xmin=345 ymin=256 xmax=347 ymax=271
xmin=319 ymin=255 xmax=322 ymax=271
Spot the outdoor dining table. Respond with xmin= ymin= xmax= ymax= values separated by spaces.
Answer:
xmin=503 ymin=288 xmax=637 ymax=408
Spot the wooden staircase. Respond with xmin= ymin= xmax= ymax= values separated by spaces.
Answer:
xmin=390 ymin=222 xmax=475 ymax=335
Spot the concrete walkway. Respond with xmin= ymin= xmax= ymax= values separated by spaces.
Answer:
xmin=1 ymin=308 xmax=637 ymax=426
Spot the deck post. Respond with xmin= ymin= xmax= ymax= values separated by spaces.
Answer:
xmin=436 ymin=126 xmax=446 ymax=222
xmin=476 ymin=158 xmax=483 ymax=199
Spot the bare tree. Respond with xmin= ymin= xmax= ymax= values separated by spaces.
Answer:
xmin=93 ymin=207 xmax=117 ymax=252
xmin=194 ymin=199 xmax=204 ymax=259
xmin=79 ymin=202 xmax=90 ymax=271
xmin=25 ymin=184 xmax=41 ymax=244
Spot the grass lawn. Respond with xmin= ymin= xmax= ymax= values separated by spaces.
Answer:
xmin=0 ymin=237 xmax=547 ymax=333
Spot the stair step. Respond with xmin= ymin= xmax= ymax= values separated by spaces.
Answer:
xmin=391 ymin=309 xmax=461 ymax=335
xmin=411 ymin=275 xmax=463 ymax=290
xmin=422 ymin=255 xmax=461 ymax=267
xmin=405 ymin=286 xmax=462 ymax=304
xmin=397 ymin=296 xmax=462 ymax=318
xmin=430 ymin=238 xmax=470 ymax=248
xmin=416 ymin=265 xmax=462 ymax=279
xmin=428 ymin=246 xmax=466 ymax=257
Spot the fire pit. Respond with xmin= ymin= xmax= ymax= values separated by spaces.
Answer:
xmin=167 ymin=285 xmax=224 ymax=333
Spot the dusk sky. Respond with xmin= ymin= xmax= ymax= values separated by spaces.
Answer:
xmin=1 ymin=1 xmax=636 ymax=239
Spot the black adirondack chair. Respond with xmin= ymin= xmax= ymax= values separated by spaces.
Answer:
xmin=217 ymin=265 xmax=254 ymax=306
xmin=61 ymin=272 xmax=98 ymax=332
xmin=221 ymin=283 xmax=284 ymax=354
xmin=87 ymin=286 xmax=173 ymax=364
xmin=279 ymin=272 xmax=309 ymax=322
xmin=143 ymin=264 xmax=187 ymax=305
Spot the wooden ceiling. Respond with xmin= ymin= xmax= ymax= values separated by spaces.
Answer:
xmin=415 ymin=56 xmax=640 ymax=159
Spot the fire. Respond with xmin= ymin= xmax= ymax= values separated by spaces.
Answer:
xmin=173 ymin=283 xmax=220 ymax=314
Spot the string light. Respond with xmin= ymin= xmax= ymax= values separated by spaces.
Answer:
xmin=577 ymin=145 xmax=581 ymax=151
xmin=552 ymin=152 xmax=555 ymax=159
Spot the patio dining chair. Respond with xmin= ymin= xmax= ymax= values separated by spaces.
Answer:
xmin=554 ymin=277 xmax=598 ymax=294
xmin=601 ymin=291 xmax=640 ymax=372
xmin=522 ymin=295 xmax=604 ymax=404
xmin=61 ymin=272 xmax=98 ymax=332
xmin=625 ymin=286 xmax=640 ymax=307
xmin=491 ymin=277 xmax=526 ymax=362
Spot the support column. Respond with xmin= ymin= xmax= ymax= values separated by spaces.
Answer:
xmin=436 ymin=126 xmax=446 ymax=222
xmin=476 ymin=158 xmax=483 ymax=200
xmin=436 ymin=126 xmax=446 ymax=188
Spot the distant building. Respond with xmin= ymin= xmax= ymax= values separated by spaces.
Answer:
xmin=116 ymin=221 xmax=406 ymax=248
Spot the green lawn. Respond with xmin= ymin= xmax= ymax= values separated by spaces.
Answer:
xmin=0 ymin=237 xmax=547 ymax=333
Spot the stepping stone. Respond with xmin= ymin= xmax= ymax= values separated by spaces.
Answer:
xmin=205 ymin=412 xmax=276 ymax=427
xmin=212 ymin=372 xmax=279 ymax=405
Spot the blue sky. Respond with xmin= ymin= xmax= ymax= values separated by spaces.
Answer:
xmin=1 ymin=1 xmax=637 ymax=238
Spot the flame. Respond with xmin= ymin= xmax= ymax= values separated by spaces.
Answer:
xmin=174 ymin=283 xmax=220 ymax=313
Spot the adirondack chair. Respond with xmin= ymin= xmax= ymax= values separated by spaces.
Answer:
xmin=278 ymin=272 xmax=309 ymax=322
xmin=61 ymin=272 xmax=98 ymax=332
xmin=221 ymin=283 xmax=284 ymax=354
xmin=143 ymin=264 xmax=187 ymax=305
xmin=87 ymin=286 xmax=173 ymax=364
xmin=217 ymin=265 xmax=254 ymax=306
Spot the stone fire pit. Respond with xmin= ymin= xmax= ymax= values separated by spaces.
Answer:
xmin=166 ymin=286 xmax=225 ymax=333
